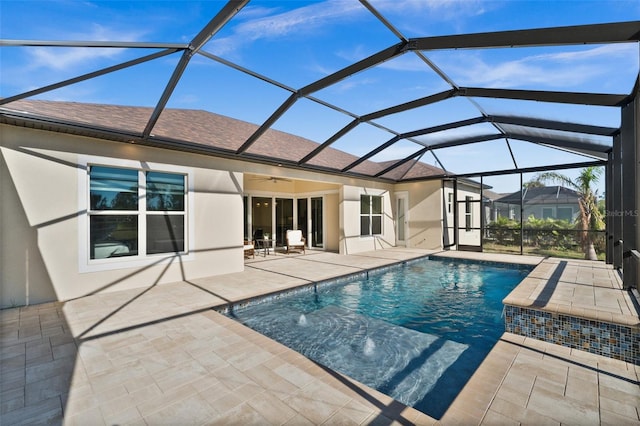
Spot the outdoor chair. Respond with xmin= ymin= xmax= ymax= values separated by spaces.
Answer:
xmin=252 ymin=229 xmax=270 ymax=255
xmin=286 ymin=230 xmax=306 ymax=254
xmin=243 ymin=240 xmax=255 ymax=259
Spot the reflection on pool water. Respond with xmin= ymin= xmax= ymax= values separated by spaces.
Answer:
xmin=227 ymin=257 xmax=532 ymax=419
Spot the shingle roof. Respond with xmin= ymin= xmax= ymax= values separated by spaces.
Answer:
xmin=1 ymin=99 xmax=446 ymax=182
xmin=495 ymin=186 xmax=581 ymax=205
xmin=375 ymin=159 xmax=445 ymax=181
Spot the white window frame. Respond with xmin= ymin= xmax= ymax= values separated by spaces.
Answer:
xmin=360 ymin=194 xmax=383 ymax=237
xmin=78 ymin=155 xmax=195 ymax=273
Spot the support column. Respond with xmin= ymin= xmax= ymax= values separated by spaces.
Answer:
xmin=605 ymin=152 xmax=613 ymax=264
xmin=520 ymin=173 xmax=524 ymax=255
xmin=611 ymin=135 xmax=623 ymax=269
xmin=621 ymin=85 xmax=639 ymax=290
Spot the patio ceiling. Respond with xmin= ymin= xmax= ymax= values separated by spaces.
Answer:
xmin=1 ymin=1 xmax=639 ymax=183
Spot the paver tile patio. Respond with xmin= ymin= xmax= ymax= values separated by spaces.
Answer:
xmin=1 ymin=249 xmax=638 ymax=425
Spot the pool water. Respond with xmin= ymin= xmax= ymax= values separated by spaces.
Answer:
xmin=228 ymin=257 xmax=532 ymax=419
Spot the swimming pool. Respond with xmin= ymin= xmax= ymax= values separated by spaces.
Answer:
xmin=227 ymin=257 xmax=532 ymax=419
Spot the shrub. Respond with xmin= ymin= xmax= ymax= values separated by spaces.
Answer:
xmin=487 ymin=216 xmax=520 ymax=245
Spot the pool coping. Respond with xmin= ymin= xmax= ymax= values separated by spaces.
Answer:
xmin=214 ymin=252 xmax=536 ymax=317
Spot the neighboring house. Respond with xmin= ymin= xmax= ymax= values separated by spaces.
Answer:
xmin=1 ymin=100 xmax=485 ymax=307
xmin=481 ymin=189 xmax=504 ymax=224
xmin=492 ymin=186 xmax=581 ymax=222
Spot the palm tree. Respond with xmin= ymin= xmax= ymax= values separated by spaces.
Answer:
xmin=523 ymin=177 xmax=545 ymax=189
xmin=533 ymin=166 xmax=605 ymax=260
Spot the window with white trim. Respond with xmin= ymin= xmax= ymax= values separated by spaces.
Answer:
xmin=360 ymin=195 xmax=382 ymax=236
xmin=88 ymin=165 xmax=186 ymax=260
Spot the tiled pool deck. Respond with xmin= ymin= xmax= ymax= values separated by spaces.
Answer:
xmin=1 ymin=248 xmax=639 ymax=425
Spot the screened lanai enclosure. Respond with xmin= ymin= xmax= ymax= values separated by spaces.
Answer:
xmin=1 ymin=1 xmax=639 ymax=290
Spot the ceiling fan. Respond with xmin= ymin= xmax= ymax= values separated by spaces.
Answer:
xmin=249 ymin=176 xmax=292 ymax=183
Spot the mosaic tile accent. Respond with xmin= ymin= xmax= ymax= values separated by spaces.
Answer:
xmin=504 ymin=305 xmax=640 ymax=365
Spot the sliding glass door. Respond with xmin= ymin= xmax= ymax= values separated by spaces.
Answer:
xmin=245 ymin=195 xmax=323 ymax=251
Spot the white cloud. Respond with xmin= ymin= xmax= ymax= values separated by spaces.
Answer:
xmin=332 ymin=76 xmax=379 ymax=93
xmin=207 ymin=0 xmax=365 ymax=56
xmin=529 ymin=43 xmax=637 ymax=63
xmin=371 ymin=53 xmax=428 ymax=72
xmin=433 ymin=43 xmax=638 ymax=89
xmin=234 ymin=0 xmax=364 ymax=40
xmin=26 ymin=24 xmax=147 ymax=71
xmin=371 ymin=0 xmax=486 ymax=17
xmin=369 ymin=0 xmax=489 ymax=33
xmin=233 ymin=5 xmax=283 ymax=20
xmin=29 ymin=47 xmax=119 ymax=71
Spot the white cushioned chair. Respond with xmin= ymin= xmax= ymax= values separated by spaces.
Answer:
xmin=286 ymin=230 xmax=305 ymax=254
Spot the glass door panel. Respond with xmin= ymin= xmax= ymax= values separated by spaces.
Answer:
xmin=297 ymin=198 xmax=308 ymax=241
xmin=252 ymin=196 xmax=272 ymax=242
xmin=276 ymin=198 xmax=294 ymax=246
xmin=311 ymin=197 xmax=323 ymax=248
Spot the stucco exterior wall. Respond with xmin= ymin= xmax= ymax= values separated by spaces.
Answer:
xmin=339 ymin=185 xmax=395 ymax=254
xmin=1 ymin=126 xmax=244 ymax=306
xmin=1 ymin=124 xmax=450 ymax=306
xmin=323 ymin=193 xmax=340 ymax=252
xmin=2 ymin=146 xmax=58 ymax=306
xmin=394 ymin=181 xmax=443 ymax=250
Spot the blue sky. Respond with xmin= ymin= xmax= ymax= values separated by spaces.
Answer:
xmin=2 ymin=0 xmax=639 ymax=194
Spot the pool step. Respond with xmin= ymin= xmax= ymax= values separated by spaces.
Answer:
xmin=235 ymin=305 xmax=468 ymax=410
